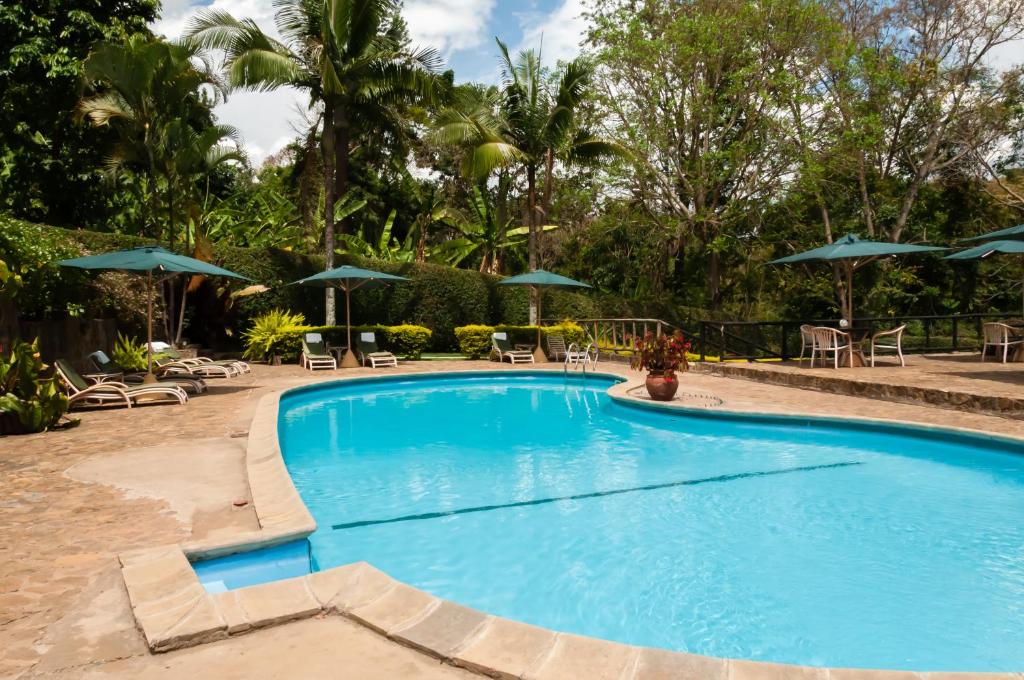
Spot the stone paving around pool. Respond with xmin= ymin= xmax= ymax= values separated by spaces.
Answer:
xmin=3 ymin=360 xmax=1024 ymax=679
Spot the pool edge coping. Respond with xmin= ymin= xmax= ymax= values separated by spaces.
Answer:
xmin=118 ymin=366 xmax=1024 ymax=678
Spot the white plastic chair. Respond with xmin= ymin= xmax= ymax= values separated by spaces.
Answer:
xmin=810 ymin=327 xmax=852 ymax=369
xmin=981 ymin=323 xmax=1024 ymax=363
xmin=870 ymin=325 xmax=907 ymax=367
xmin=798 ymin=324 xmax=815 ymax=364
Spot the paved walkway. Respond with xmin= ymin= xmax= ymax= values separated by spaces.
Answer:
xmin=2 ymin=360 xmax=1023 ymax=679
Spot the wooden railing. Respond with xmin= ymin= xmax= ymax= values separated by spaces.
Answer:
xmin=542 ymin=318 xmax=682 ymax=357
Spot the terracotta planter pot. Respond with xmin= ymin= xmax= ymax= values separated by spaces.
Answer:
xmin=645 ymin=373 xmax=679 ymax=401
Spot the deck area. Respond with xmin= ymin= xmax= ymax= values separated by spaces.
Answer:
xmin=3 ymin=360 xmax=1024 ymax=679
xmin=698 ymin=352 xmax=1024 ymax=418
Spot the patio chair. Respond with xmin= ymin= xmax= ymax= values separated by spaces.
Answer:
xmin=356 ymin=332 xmax=398 ymax=368
xmin=798 ymin=324 xmax=815 ymax=365
xmin=55 ymin=359 xmax=188 ymax=408
xmin=546 ymin=333 xmax=568 ymax=361
xmin=87 ymin=350 xmax=207 ymax=394
xmin=491 ymin=332 xmax=534 ymax=364
xmin=301 ymin=333 xmax=337 ymax=371
xmin=869 ymin=325 xmax=907 ymax=367
xmin=151 ymin=343 xmax=250 ymax=376
xmin=809 ymin=326 xmax=853 ymax=369
xmin=981 ymin=322 xmax=1024 ymax=363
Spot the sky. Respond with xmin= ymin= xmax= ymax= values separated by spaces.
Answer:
xmin=153 ymin=0 xmax=589 ymax=163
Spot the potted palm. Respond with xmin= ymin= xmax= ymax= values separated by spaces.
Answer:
xmin=631 ymin=331 xmax=690 ymax=401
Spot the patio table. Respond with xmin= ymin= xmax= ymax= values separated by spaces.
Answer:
xmin=841 ymin=328 xmax=870 ymax=367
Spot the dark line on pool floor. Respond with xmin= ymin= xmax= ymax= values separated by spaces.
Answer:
xmin=330 ymin=460 xmax=862 ymax=531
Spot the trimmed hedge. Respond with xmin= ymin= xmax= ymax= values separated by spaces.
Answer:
xmin=272 ymin=324 xmax=432 ymax=362
xmin=3 ymin=217 xmax=645 ymax=351
xmin=455 ymin=322 xmax=587 ymax=359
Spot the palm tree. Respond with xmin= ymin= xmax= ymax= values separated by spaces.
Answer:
xmin=161 ymin=121 xmax=246 ymax=344
xmin=433 ymin=42 xmax=618 ymax=320
xmin=432 ymin=183 xmax=555 ymax=273
xmin=79 ymin=35 xmax=226 ymax=243
xmin=186 ymin=0 xmax=441 ymax=324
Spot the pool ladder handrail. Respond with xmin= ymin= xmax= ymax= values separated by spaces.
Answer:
xmin=564 ymin=342 xmax=599 ymax=374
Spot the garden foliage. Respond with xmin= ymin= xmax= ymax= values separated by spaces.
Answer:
xmin=0 ymin=338 xmax=72 ymax=434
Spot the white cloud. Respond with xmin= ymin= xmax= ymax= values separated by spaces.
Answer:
xmin=517 ymin=0 xmax=588 ymax=65
xmin=405 ymin=0 xmax=496 ymax=56
xmin=153 ymin=1 xmax=306 ymax=164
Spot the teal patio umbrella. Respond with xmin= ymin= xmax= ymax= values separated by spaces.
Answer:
xmin=768 ymin=234 xmax=945 ymax=323
xmin=961 ymin=223 xmax=1024 ymax=242
xmin=59 ymin=246 xmax=251 ymax=378
xmin=946 ymin=239 xmax=1024 ymax=315
xmin=498 ymin=269 xmax=592 ymax=362
xmin=289 ymin=265 xmax=408 ymax=368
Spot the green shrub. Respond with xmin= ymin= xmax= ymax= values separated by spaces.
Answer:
xmin=456 ymin=321 xmax=591 ymax=359
xmin=0 ymin=338 xmax=73 ymax=434
xmin=455 ymin=325 xmax=495 ymax=359
xmin=242 ymin=309 xmax=308 ymax=361
xmin=543 ymin=321 xmax=588 ymax=348
xmin=257 ymin=323 xmax=433 ymax=362
xmin=111 ymin=332 xmax=148 ymax=371
xmin=382 ymin=324 xmax=432 ymax=359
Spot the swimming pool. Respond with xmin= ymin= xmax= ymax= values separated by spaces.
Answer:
xmin=255 ymin=372 xmax=1023 ymax=671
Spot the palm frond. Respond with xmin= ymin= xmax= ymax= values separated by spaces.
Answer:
xmin=462 ymin=142 xmax=523 ymax=178
xmin=229 ymin=49 xmax=304 ymax=90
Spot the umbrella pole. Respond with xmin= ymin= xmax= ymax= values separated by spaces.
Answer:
xmin=341 ymin=284 xmax=359 ymax=368
xmin=533 ymin=286 xmax=547 ymax=363
xmin=144 ymin=270 xmax=157 ymax=384
xmin=846 ymin=263 xmax=854 ymax=327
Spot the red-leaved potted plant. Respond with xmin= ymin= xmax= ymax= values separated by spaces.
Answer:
xmin=631 ymin=330 xmax=690 ymax=401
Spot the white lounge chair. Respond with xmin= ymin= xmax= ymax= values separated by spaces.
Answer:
xmin=981 ymin=322 xmax=1024 ymax=363
xmin=55 ymin=359 xmax=188 ymax=408
xmin=301 ymin=333 xmax=337 ymax=370
xmin=491 ymin=332 xmax=534 ymax=364
xmin=810 ymin=326 xmax=854 ymax=369
xmin=356 ymin=332 xmax=398 ymax=368
xmin=870 ymin=325 xmax=907 ymax=367
xmin=151 ymin=343 xmax=250 ymax=376
xmin=87 ymin=350 xmax=207 ymax=394
xmin=564 ymin=342 xmax=598 ymax=370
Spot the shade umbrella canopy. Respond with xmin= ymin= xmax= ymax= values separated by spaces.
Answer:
xmin=960 ymin=224 xmax=1024 ymax=243
xmin=59 ymin=245 xmax=250 ymax=278
xmin=59 ymin=246 xmax=250 ymax=376
xmin=767 ymin=234 xmax=945 ymax=265
xmin=497 ymin=269 xmax=593 ymax=290
xmin=946 ymin=239 xmax=1024 ymax=315
xmin=290 ymin=265 xmax=408 ymax=287
xmin=287 ymin=265 xmax=408 ymax=368
xmin=498 ymin=269 xmax=592 ymax=362
xmin=767 ymin=234 xmax=945 ymax=325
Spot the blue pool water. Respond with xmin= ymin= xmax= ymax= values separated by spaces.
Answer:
xmin=236 ymin=372 xmax=1024 ymax=671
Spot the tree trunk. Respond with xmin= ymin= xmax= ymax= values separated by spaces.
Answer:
xmin=708 ymin=249 xmax=721 ymax=311
xmin=541 ymin=147 xmax=555 ymax=261
xmin=526 ymin=164 xmax=539 ymax=324
xmin=164 ymin=182 xmax=176 ymax=343
xmin=322 ymin=106 xmax=337 ymax=326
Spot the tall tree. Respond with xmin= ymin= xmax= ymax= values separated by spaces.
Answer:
xmin=589 ymin=0 xmax=831 ymax=310
xmin=0 ymin=0 xmax=158 ymax=226
xmin=79 ymin=35 xmax=226 ymax=243
xmin=187 ymin=0 xmax=441 ymax=325
xmin=434 ymin=43 xmax=617 ymax=321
